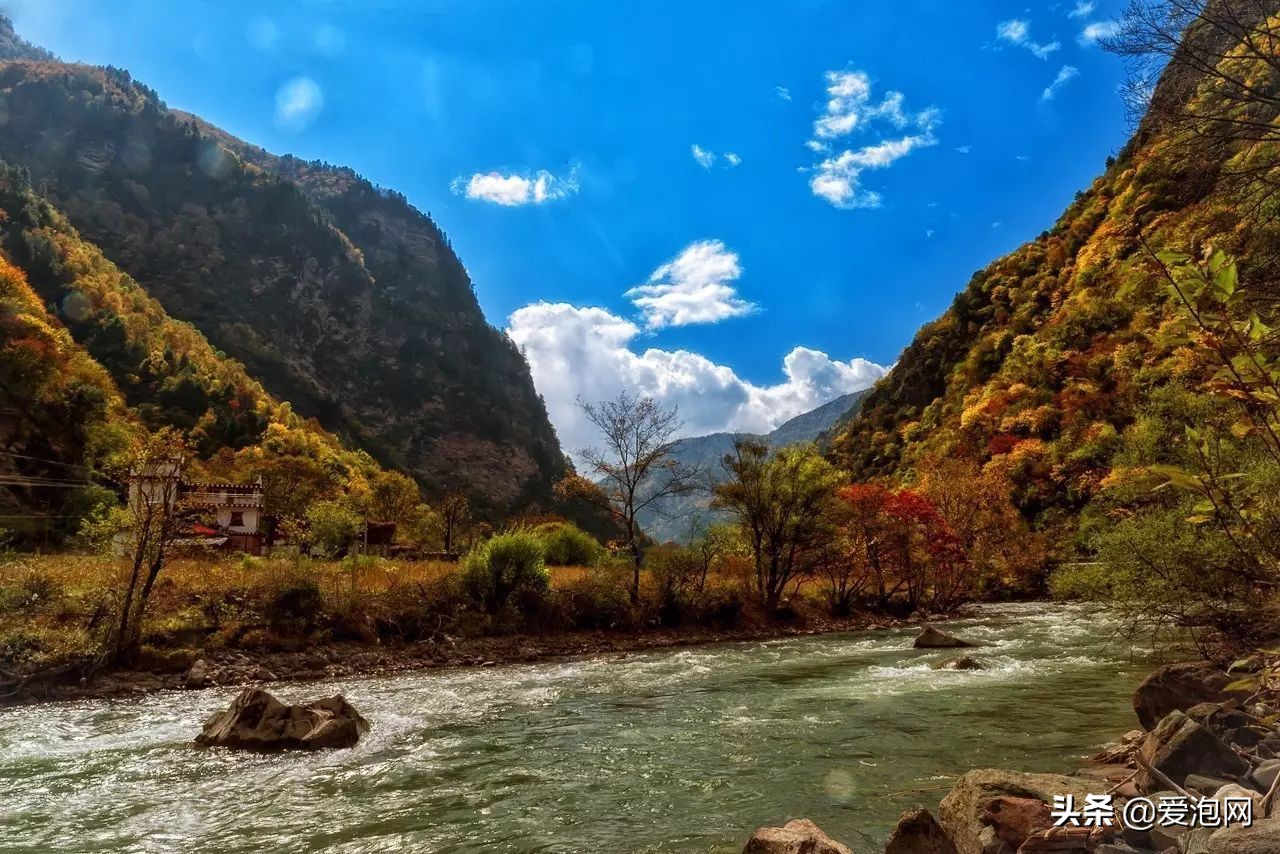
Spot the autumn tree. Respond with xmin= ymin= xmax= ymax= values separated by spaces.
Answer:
xmin=882 ymin=489 xmax=967 ymax=612
xmin=916 ymin=456 xmax=1042 ymax=597
xmin=713 ymin=439 xmax=841 ymax=611
xmin=557 ymin=392 xmax=701 ymax=603
xmin=367 ymin=470 xmax=421 ymax=525
xmin=833 ymin=484 xmax=893 ymax=609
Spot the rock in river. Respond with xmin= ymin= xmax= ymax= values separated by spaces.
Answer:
xmin=1208 ymin=817 xmax=1280 ymax=854
xmin=938 ymin=768 xmax=1094 ymax=854
xmin=884 ymin=808 xmax=959 ymax=854
xmin=742 ymin=818 xmax=853 ymax=854
xmin=1132 ymin=661 xmax=1248 ymax=730
xmin=184 ymin=658 xmax=212 ymax=689
xmin=195 ymin=687 xmax=369 ymax=751
xmin=913 ymin=626 xmax=973 ymax=649
xmin=932 ymin=656 xmax=984 ymax=671
xmin=1135 ymin=710 xmax=1248 ymax=793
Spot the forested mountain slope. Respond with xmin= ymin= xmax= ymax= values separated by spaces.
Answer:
xmin=0 ymin=32 xmax=563 ymax=512
xmin=830 ymin=5 xmax=1280 ymax=530
xmin=0 ymin=164 xmax=387 ymax=537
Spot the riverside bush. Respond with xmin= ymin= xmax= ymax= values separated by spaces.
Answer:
xmin=549 ymin=565 xmax=635 ymax=630
xmin=461 ymin=528 xmax=549 ymax=613
xmin=264 ymin=574 xmax=324 ymax=634
xmin=645 ymin=544 xmax=704 ymax=626
xmin=537 ymin=522 xmax=603 ymax=567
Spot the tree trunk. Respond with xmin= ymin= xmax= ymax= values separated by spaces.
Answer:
xmin=629 ymin=543 xmax=642 ymax=604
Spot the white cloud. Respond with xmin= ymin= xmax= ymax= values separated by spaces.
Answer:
xmin=804 ymin=70 xmax=938 ymax=209
xmin=811 ymin=71 xmax=911 ymax=143
xmin=625 ymin=240 xmax=755 ymax=329
xmin=1068 ymin=1 xmax=1095 ymax=18
xmin=274 ymin=76 xmax=323 ymax=131
xmin=996 ymin=19 xmax=1061 ymax=59
xmin=692 ymin=145 xmax=743 ymax=170
xmin=775 ymin=86 xmax=792 ymax=101
xmin=451 ymin=167 xmax=579 ymax=206
xmin=1042 ymin=65 xmax=1080 ymax=100
xmin=955 ymin=145 xmax=972 ymax=154
xmin=506 ymin=302 xmax=888 ymax=456
xmin=1079 ymin=21 xmax=1119 ymax=45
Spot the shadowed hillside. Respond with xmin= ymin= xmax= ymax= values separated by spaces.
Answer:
xmin=0 ymin=33 xmax=563 ymax=513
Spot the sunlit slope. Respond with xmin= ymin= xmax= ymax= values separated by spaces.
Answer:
xmin=831 ymin=12 xmax=1280 ymax=524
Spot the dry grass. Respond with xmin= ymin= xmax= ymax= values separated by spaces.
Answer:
xmin=0 ymin=551 xmax=774 ymax=672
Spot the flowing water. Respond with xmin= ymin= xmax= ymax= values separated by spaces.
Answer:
xmin=0 ymin=604 xmax=1159 ymax=853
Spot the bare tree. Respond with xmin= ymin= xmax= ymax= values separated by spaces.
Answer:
xmin=556 ymin=392 xmax=701 ymax=603
xmin=114 ymin=431 xmax=192 ymax=664
xmin=1108 ymin=0 xmax=1280 ymax=211
xmin=438 ymin=490 xmax=471 ymax=555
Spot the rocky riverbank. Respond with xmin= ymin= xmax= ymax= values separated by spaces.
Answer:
xmin=3 ymin=610 xmax=905 ymax=707
xmin=744 ymin=646 xmax=1280 ymax=854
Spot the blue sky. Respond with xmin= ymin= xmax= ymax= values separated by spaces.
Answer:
xmin=10 ymin=0 xmax=1130 ymax=452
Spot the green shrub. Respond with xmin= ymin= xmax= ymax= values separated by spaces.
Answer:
xmin=550 ymin=568 xmax=635 ymax=630
xmin=305 ymin=500 xmax=362 ymax=557
xmin=264 ymin=575 xmax=325 ymax=633
xmin=0 ymin=566 xmax=64 ymax=615
xmin=537 ymin=522 xmax=604 ymax=567
xmin=461 ymin=528 xmax=549 ymax=613
xmin=0 ymin=625 xmax=89 ymax=666
xmin=694 ymin=589 xmax=745 ymax=627
xmin=0 ymin=627 xmax=45 ymax=665
xmin=644 ymin=544 xmax=703 ymax=626
xmin=1051 ymin=499 xmax=1253 ymax=650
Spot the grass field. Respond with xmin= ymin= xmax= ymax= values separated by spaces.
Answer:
xmin=0 ymin=550 xmax=783 ymax=674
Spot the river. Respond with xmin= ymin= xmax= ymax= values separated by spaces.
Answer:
xmin=0 ymin=604 xmax=1157 ymax=853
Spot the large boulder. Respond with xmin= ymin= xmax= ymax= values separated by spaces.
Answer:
xmin=1133 ymin=662 xmax=1248 ymax=730
xmin=980 ymin=797 xmax=1054 ymax=851
xmin=1136 ymin=711 xmax=1249 ymax=792
xmin=1208 ymin=818 xmax=1280 ymax=854
xmin=742 ymin=818 xmax=853 ymax=854
xmin=914 ymin=626 xmax=973 ymax=649
xmin=938 ymin=769 xmax=1094 ymax=854
xmin=195 ymin=687 xmax=369 ymax=751
xmin=884 ymin=808 xmax=959 ymax=854
xmin=184 ymin=658 xmax=212 ymax=689
xmin=1187 ymin=702 xmax=1268 ymax=749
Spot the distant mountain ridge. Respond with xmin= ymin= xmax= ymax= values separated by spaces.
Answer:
xmin=639 ymin=389 xmax=871 ymax=542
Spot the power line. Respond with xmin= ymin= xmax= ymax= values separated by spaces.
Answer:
xmin=0 ymin=513 xmax=79 ymax=518
xmin=0 ymin=449 xmax=96 ymax=474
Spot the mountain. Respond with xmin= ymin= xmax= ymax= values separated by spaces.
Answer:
xmin=639 ymin=389 xmax=871 ymax=542
xmin=828 ymin=7 xmax=1280 ymax=531
xmin=0 ymin=25 xmax=563 ymax=513
xmin=771 ymin=391 xmax=873 ymax=447
xmin=0 ymin=162 xmax=392 ymax=537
